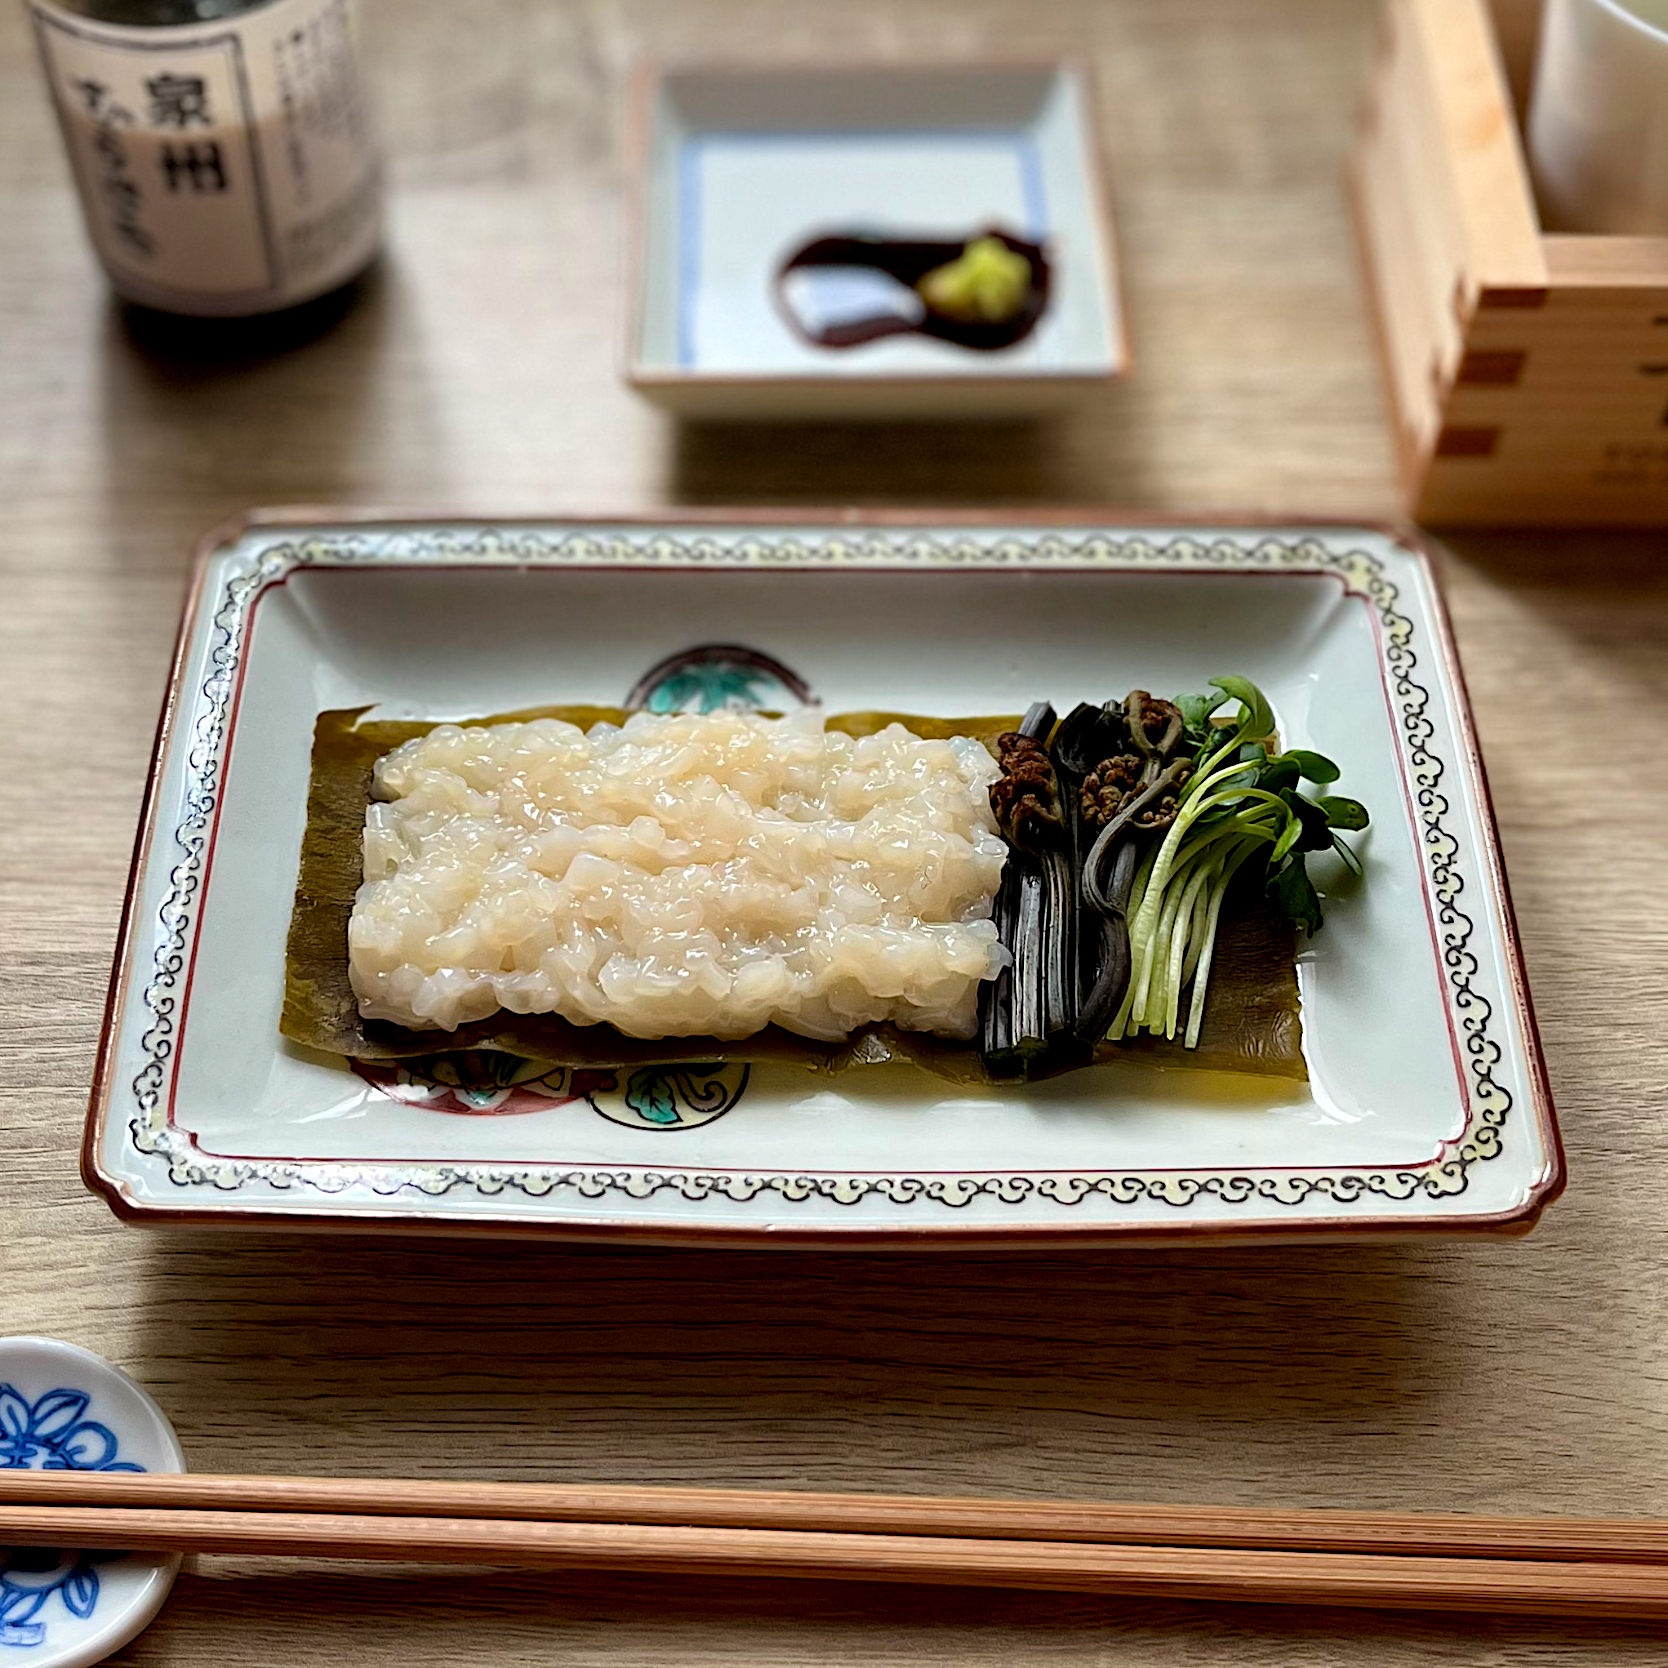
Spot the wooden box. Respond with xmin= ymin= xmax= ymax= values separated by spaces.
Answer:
xmin=1353 ymin=0 xmax=1668 ymax=525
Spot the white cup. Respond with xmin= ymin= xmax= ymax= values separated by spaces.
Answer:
xmin=1527 ymin=0 xmax=1668 ymax=233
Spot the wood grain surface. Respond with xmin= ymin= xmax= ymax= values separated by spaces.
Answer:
xmin=3 ymin=0 xmax=1667 ymax=1663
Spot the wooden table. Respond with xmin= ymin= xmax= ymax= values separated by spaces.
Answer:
xmin=3 ymin=1 xmax=1667 ymax=1662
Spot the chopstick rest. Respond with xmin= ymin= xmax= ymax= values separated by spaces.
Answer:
xmin=0 ymin=1336 xmax=186 ymax=1668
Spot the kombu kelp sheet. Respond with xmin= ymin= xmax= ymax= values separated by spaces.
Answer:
xmin=282 ymin=707 xmax=1305 ymax=1083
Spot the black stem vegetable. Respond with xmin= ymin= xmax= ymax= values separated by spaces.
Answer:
xmin=1070 ymin=694 xmax=1192 ymax=1040
xmin=1075 ymin=840 xmax=1137 ymax=1042
xmin=1081 ymin=757 xmax=1193 ymax=907
xmin=1051 ymin=702 xmax=1129 ymax=778
xmin=981 ymin=702 xmax=1079 ymax=1076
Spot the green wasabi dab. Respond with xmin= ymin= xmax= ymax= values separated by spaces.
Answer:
xmin=916 ymin=236 xmax=1032 ymax=325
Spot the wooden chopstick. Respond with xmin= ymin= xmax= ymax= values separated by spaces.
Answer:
xmin=7 ymin=1476 xmax=1668 ymax=1618
xmin=2 ymin=1471 xmax=1667 ymax=1565
xmin=2 ymin=1503 xmax=1668 ymax=1618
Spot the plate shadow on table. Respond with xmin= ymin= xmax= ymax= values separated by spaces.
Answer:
xmin=128 ymin=1562 xmax=1668 ymax=1664
xmin=130 ymin=1229 xmax=1474 ymax=1503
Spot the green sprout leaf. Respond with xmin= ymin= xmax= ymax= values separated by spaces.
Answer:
xmin=1209 ymin=675 xmax=1275 ymax=741
xmin=1258 ymin=755 xmax=1301 ymax=793
xmin=1177 ymin=691 xmax=1228 ymax=731
xmin=1318 ymin=795 xmax=1370 ymax=831
xmin=1266 ymin=855 xmax=1324 ymax=935
xmin=1283 ymin=750 xmax=1341 ymax=785
xmin=1279 ymin=789 xmax=1335 ymax=853
xmin=1270 ymin=811 xmax=1305 ymax=865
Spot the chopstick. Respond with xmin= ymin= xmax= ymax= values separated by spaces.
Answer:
xmin=4 ymin=1472 xmax=1668 ymax=1563
xmin=5 ymin=1475 xmax=1668 ymax=1619
xmin=7 ymin=1504 xmax=1668 ymax=1617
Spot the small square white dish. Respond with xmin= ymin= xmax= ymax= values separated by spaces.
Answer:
xmin=626 ymin=63 xmax=1126 ymax=417
xmin=86 ymin=513 xmax=1561 ymax=1249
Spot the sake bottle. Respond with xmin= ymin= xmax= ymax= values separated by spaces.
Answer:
xmin=26 ymin=0 xmax=381 ymax=317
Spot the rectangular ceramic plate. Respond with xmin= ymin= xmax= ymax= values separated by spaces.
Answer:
xmin=628 ymin=63 xmax=1125 ymax=417
xmin=86 ymin=515 xmax=1562 ymax=1248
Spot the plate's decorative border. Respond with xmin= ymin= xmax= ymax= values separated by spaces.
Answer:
xmin=121 ymin=527 xmax=1517 ymax=1212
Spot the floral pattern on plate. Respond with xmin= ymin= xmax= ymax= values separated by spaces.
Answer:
xmin=350 ymin=1054 xmax=749 ymax=1131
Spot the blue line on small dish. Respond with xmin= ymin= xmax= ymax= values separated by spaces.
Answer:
xmin=692 ymin=127 xmax=1045 ymax=145
xmin=676 ymin=130 xmax=1047 ymax=368
xmin=1015 ymin=133 xmax=1048 ymax=243
xmin=676 ymin=136 xmax=703 ymax=371
xmin=0 ymin=1384 xmax=146 ymax=1651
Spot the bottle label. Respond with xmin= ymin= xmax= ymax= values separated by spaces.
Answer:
xmin=30 ymin=0 xmax=380 ymax=313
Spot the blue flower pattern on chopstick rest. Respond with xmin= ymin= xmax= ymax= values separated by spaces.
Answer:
xmin=0 ymin=1385 xmax=144 ymax=1650
xmin=0 ymin=1553 xmax=113 ymax=1651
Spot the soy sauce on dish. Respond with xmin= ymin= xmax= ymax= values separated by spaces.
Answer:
xmin=774 ymin=227 xmax=1051 ymax=351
